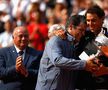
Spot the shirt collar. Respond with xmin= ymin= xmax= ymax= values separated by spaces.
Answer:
xmin=14 ymin=45 xmax=26 ymax=54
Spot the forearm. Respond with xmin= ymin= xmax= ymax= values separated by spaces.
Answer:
xmin=0 ymin=65 xmax=20 ymax=81
xmin=49 ymin=56 xmax=86 ymax=70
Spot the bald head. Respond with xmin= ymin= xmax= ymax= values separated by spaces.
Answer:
xmin=13 ymin=26 xmax=29 ymax=38
xmin=13 ymin=26 xmax=29 ymax=50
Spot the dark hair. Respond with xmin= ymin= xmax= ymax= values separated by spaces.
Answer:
xmin=85 ymin=5 xmax=105 ymax=18
xmin=65 ymin=15 xmax=86 ymax=31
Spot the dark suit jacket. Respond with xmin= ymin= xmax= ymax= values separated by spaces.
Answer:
xmin=0 ymin=46 xmax=42 ymax=90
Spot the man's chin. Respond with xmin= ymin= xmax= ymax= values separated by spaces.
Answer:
xmin=21 ymin=44 xmax=27 ymax=48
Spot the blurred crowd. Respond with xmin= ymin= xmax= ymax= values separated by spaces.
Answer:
xmin=0 ymin=0 xmax=108 ymax=51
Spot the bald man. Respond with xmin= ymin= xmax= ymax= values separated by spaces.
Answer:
xmin=0 ymin=26 xmax=42 ymax=90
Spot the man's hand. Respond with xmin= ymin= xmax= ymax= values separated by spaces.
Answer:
xmin=19 ymin=65 xmax=28 ymax=77
xmin=93 ymin=64 xmax=108 ymax=77
xmin=16 ymin=56 xmax=28 ymax=77
xmin=54 ymin=29 xmax=66 ymax=39
xmin=85 ymin=56 xmax=100 ymax=72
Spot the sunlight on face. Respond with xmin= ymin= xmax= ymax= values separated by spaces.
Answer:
xmin=86 ymin=13 xmax=103 ymax=35
xmin=13 ymin=26 xmax=29 ymax=50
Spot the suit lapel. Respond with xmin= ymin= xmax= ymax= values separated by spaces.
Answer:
xmin=23 ymin=47 xmax=30 ymax=66
xmin=9 ymin=46 xmax=18 ymax=64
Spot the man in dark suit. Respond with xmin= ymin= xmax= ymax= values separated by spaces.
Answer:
xmin=0 ymin=26 xmax=42 ymax=90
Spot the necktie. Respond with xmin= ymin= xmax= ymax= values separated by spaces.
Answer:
xmin=18 ymin=51 xmax=24 ymax=56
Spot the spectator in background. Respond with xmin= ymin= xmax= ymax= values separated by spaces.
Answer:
xmin=59 ymin=7 xmax=69 ymax=26
xmin=15 ymin=11 xmax=26 ymax=26
xmin=27 ymin=10 xmax=48 ymax=51
xmin=35 ymin=15 xmax=99 ymax=90
xmin=77 ymin=0 xmax=94 ymax=15
xmin=71 ymin=0 xmax=80 ymax=15
xmin=70 ymin=0 xmax=94 ymax=16
xmin=0 ymin=2 xmax=9 ymax=33
xmin=53 ymin=0 xmax=67 ymax=23
xmin=46 ymin=8 xmax=56 ymax=29
xmin=26 ymin=0 xmax=40 ymax=24
xmin=10 ymin=0 xmax=30 ymax=18
xmin=0 ymin=15 xmax=13 ymax=48
xmin=0 ymin=26 xmax=42 ymax=90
